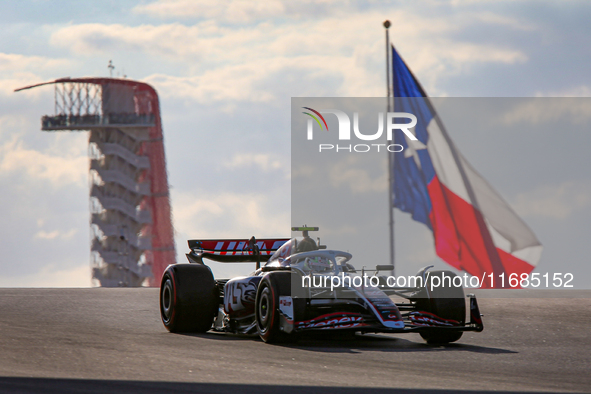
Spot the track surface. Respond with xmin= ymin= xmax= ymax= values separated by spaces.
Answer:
xmin=0 ymin=289 xmax=589 ymax=393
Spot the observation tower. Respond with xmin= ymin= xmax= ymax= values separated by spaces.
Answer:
xmin=16 ymin=77 xmax=176 ymax=287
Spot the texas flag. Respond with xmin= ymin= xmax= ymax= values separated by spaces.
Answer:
xmin=390 ymin=45 xmax=542 ymax=288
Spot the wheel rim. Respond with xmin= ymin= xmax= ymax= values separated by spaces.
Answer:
xmin=257 ymin=287 xmax=271 ymax=333
xmin=161 ymin=278 xmax=173 ymax=323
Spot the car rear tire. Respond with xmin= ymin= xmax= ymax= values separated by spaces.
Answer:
xmin=160 ymin=264 xmax=218 ymax=333
xmin=255 ymin=272 xmax=296 ymax=343
xmin=416 ymin=270 xmax=465 ymax=345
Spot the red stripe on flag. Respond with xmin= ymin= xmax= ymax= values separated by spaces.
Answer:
xmin=427 ymin=177 xmax=534 ymax=288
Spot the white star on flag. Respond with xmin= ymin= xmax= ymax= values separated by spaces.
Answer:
xmin=403 ymin=128 xmax=427 ymax=169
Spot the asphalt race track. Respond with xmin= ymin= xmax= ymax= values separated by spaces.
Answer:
xmin=0 ymin=288 xmax=589 ymax=394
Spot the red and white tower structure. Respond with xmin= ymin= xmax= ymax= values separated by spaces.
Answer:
xmin=16 ymin=77 xmax=175 ymax=287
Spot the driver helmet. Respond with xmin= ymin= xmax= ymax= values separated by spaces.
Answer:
xmin=295 ymin=237 xmax=318 ymax=253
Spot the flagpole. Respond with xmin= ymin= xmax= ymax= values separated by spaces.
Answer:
xmin=384 ymin=20 xmax=395 ymax=277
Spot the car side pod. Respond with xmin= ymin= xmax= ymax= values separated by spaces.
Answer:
xmin=467 ymin=293 xmax=484 ymax=332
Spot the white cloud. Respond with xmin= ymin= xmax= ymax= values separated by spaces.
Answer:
xmin=0 ymin=53 xmax=70 ymax=73
xmin=536 ymin=85 xmax=591 ymax=97
xmin=502 ymin=98 xmax=591 ymax=125
xmin=0 ymin=264 xmax=91 ymax=288
xmin=0 ymin=72 xmax=49 ymax=96
xmin=328 ymin=156 xmax=387 ymax=194
xmin=145 ymin=52 xmax=380 ymax=102
xmin=49 ymin=10 xmax=528 ymax=100
xmin=0 ymin=135 xmax=88 ymax=187
xmin=0 ymin=54 xmax=72 ymax=97
xmin=471 ymin=11 xmax=537 ymax=31
xmin=0 ymin=114 xmax=32 ymax=136
xmin=223 ymin=153 xmax=287 ymax=174
xmin=512 ymin=181 xmax=591 ymax=219
xmin=171 ymin=187 xmax=290 ymax=278
xmin=145 ymin=64 xmax=280 ymax=103
xmin=50 ymin=23 xmax=213 ymax=58
xmin=35 ymin=228 xmax=78 ymax=240
xmin=48 ymin=16 xmax=526 ymax=67
xmin=172 ymin=190 xmax=289 ymax=239
xmin=133 ymin=0 xmax=288 ymax=23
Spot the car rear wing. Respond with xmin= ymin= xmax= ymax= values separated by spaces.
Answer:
xmin=186 ymin=237 xmax=289 ymax=269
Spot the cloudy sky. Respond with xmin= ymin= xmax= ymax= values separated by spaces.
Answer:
xmin=0 ymin=0 xmax=590 ymax=287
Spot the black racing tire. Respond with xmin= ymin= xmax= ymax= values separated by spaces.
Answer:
xmin=160 ymin=264 xmax=218 ymax=333
xmin=255 ymin=272 xmax=297 ymax=343
xmin=416 ymin=270 xmax=465 ymax=344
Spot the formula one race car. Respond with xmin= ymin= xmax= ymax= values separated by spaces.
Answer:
xmin=159 ymin=227 xmax=483 ymax=344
